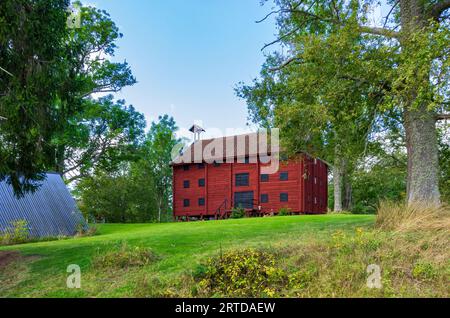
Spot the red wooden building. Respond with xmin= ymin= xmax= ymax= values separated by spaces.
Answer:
xmin=172 ymin=132 xmax=329 ymax=220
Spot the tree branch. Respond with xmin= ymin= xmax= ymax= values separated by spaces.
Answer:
xmin=383 ymin=0 xmax=400 ymax=28
xmin=436 ymin=114 xmax=450 ymax=121
xmin=429 ymin=0 xmax=450 ymax=20
xmin=268 ymin=57 xmax=302 ymax=72
xmin=358 ymin=26 xmax=400 ymax=39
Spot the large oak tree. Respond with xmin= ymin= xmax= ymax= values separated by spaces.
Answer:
xmin=239 ymin=0 xmax=450 ymax=206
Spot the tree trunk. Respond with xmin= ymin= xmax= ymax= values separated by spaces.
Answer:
xmin=333 ymin=157 xmax=343 ymax=212
xmin=400 ymin=0 xmax=441 ymax=205
xmin=343 ymin=175 xmax=353 ymax=211
xmin=404 ymin=107 xmax=441 ymax=205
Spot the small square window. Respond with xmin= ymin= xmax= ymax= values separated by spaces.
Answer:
xmin=183 ymin=180 xmax=190 ymax=188
xmin=198 ymin=198 xmax=205 ymax=206
xmin=261 ymin=174 xmax=269 ymax=182
xmin=197 ymin=163 xmax=205 ymax=169
xmin=198 ymin=178 xmax=205 ymax=187
xmin=235 ymin=173 xmax=250 ymax=187
xmin=280 ymin=193 xmax=289 ymax=202
xmin=183 ymin=165 xmax=190 ymax=171
xmin=183 ymin=199 xmax=190 ymax=207
xmin=280 ymin=172 xmax=289 ymax=181
xmin=261 ymin=194 xmax=269 ymax=204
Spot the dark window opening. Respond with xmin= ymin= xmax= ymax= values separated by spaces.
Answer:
xmin=183 ymin=165 xmax=190 ymax=171
xmin=261 ymin=194 xmax=269 ymax=204
xmin=280 ymin=193 xmax=289 ymax=202
xmin=280 ymin=172 xmax=289 ymax=181
xmin=245 ymin=157 xmax=250 ymax=164
xmin=183 ymin=199 xmax=190 ymax=207
xmin=183 ymin=180 xmax=190 ymax=188
xmin=213 ymin=162 xmax=221 ymax=167
xmin=198 ymin=178 xmax=205 ymax=187
xmin=261 ymin=174 xmax=269 ymax=182
xmin=234 ymin=191 xmax=254 ymax=209
xmin=198 ymin=198 xmax=205 ymax=206
xmin=235 ymin=173 xmax=250 ymax=187
xmin=197 ymin=163 xmax=205 ymax=169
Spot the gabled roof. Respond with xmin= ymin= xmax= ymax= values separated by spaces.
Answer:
xmin=172 ymin=132 xmax=281 ymax=165
xmin=0 ymin=173 xmax=86 ymax=238
xmin=171 ymin=132 xmax=332 ymax=167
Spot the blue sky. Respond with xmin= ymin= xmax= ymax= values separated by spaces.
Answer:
xmin=82 ymin=0 xmax=280 ymax=139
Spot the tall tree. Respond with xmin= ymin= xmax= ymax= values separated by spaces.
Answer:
xmin=0 ymin=0 xmax=71 ymax=194
xmin=140 ymin=115 xmax=181 ymax=222
xmin=240 ymin=0 xmax=450 ymax=206
xmin=0 ymin=1 xmax=136 ymax=194
xmin=61 ymin=96 xmax=146 ymax=183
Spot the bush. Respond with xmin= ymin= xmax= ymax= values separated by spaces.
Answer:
xmin=0 ymin=220 xmax=30 ymax=246
xmin=195 ymin=248 xmax=285 ymax=297
xmin=278 ymin=207 xmax=291 ymax=216
xmin=92 ymin=242 xmax=159 ymax=269
xmin=75 ymin=223 xmax=98 ymax=237
xmin=230 ymin=207 xmax=246 ymax=219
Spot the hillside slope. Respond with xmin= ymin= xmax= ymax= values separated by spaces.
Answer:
xmin=0 ymin=215 xmax=373 ymax=297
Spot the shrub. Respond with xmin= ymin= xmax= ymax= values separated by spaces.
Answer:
xmin=92 ymin=242 xmax=159 ymax=269
xmin=195 ymin=248 xmax=285 ymax=297
xmin=278 ymin=207 xmax=291 ymax=216
xmin=412 ymin=262 xmax=438 ymax=281
xmin=0 ymin=220 xmax=30 ymax=246
xmin=230 ymin=207 xmax=246 ymax=219
xmin=75 ymin=223 xmax=98 ymax=237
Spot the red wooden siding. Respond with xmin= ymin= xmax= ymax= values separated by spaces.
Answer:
xmin=173 ymin=154 xmax=328 ymax=218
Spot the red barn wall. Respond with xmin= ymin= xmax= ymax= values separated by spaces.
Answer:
xmin=173 ymin=155 xmax=328 ymax=218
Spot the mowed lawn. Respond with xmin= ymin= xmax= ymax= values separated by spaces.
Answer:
xmin=0 ymin=215 xmax=374 ymax=298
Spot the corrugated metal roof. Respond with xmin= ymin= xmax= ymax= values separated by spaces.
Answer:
xmin=0 ymin=173 xmax=86 ymax=238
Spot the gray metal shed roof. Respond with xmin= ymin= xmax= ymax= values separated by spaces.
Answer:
xmin=0 ymin=173 xmax=86 ymax=238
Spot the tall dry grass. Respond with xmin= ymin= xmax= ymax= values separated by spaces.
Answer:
xmin=376 ymin=201 xmax=450 ymax=233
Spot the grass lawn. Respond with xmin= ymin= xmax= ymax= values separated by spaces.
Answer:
xmin=0 ymin=215 xmax=374 ymax=298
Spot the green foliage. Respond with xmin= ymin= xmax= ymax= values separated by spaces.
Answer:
xmin=92 ymin=242 xmax=158 ymax=269
xmin=62 ymin=96 xmax=145 ymax=183
xmin=278 ymin=207 xmax=291 ymax=216
xmin=237 ymin=0 xmax=450 ymax=207
xmin=76 ymin=169 xmax=159 ymax=223
xmin=75 ymin=115 xmax=180 ymax=223
xmin=196 ymin=249 xmax=284 ymax=297
xmin=139 ymin=115 xmax=182 ymax=222
xmin=0 ymin=1 xmax=138 ymax=195
xmin=0 ymin=0 xmax=71 ymax=194
xmin=438 ymin=123 xmax=450 ymax=203
xmin=0 ymin=220 xmax=30 ymax=245
xmin=230 ymin=207 xmax=246 ymax=219
xmin=350 ymin=154 xmax=407 ymax=214
xmin=412 ymin=262 xmax=438 ymax=281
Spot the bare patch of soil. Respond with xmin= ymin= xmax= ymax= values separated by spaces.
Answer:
xmin=0 ymin=251 xmax=22 ymax=270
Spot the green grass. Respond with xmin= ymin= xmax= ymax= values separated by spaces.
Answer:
xmin=0 ymin=215 xmax=374 ymax=298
